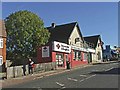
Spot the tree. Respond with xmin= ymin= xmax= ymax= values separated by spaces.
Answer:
xmin=5 ymin=10 xmax=50 ymax=61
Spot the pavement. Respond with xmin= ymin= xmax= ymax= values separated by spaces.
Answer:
xmin=1 ymin=60 xmax=119 ymax=88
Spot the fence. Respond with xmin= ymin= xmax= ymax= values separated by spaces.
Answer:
xmin=6 ymin=62 xmax=56 ymax=79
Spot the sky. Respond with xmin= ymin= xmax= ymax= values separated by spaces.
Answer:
xmin=1 ymin=2 xmax=118 ymax=48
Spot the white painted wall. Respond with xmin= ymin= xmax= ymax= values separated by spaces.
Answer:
xmin=92 ymin=39 xmax=103 ymax=63
xmin=69 ymin=26 xmax=83 ymax=48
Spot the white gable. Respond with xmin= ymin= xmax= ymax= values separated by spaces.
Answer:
xmin=69 ymin=25 xmax=83 ymax=48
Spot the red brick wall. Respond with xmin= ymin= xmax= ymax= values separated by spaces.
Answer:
xmin=0 ymin=38 xmax=6 ymax=63
xmin=37 ymin=45 xmax=52 ymax=63
xmin=3 ymin=38 xmax=6 ymax=63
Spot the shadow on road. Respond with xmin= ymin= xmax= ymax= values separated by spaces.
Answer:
xmin=90 ymin=67 xmax=120 ymax=75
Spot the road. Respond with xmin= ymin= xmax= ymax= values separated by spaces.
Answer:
xmin=3 ymin=61 xmax=119 ymax=89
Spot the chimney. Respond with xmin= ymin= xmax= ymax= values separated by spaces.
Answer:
xmin=51 ymin=23 xmax=56 ymax=28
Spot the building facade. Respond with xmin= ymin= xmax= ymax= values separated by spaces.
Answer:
xmin=37 ymin=22 xmax=88 ymax=68
xmin=84 ymin=35 xmax=103 ymax=63
xmin=0 ymin=20 xmax=7 ymax=69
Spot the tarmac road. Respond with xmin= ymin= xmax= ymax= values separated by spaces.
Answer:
xmin=2 ymin=61 xmax=119 ymax=90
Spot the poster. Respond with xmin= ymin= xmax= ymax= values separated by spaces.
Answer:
xmin=42 ymin=46 xmax=49 ymax=58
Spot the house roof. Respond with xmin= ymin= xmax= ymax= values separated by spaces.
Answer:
xmin=84 ymin=35 xmax=101 ymax=48
xmin=47 ymin=22 xmax=83 ymax=44
xmin=0 ymin=20 xmax=6 ymax=38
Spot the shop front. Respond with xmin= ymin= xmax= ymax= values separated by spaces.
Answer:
xmin=37 ymin=41 xmax=89 ymax=69
xmin=71 ymin=46 xmax=88 ymax=68
xmin=37 ymin=41 xmax=71 ymax=69
xmin=52 ymin=41 xmax=71 ymax=68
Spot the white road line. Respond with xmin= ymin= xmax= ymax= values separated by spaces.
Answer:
xmin=56 ymin=82 xmax=64 ymax=87
xmin=68 ymin=77 xmax=78 ymax=82
xmin=80 ymin=75 xmax=87 ymax=77
xmin=61 ymin=86 xmax=66 ymax=89
xmin=79 ymin=74 xmax=96 ymax=83
xmin=79 ymin=79 xmax=85 ymax=82
xmin=105 ymin=67 xmax=114 ymax=71
xmin=85 ymin=74 xmax=96 ymax=80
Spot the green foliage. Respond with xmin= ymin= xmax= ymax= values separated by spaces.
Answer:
xmin=5 ymin=10 xmax=50 ymax=60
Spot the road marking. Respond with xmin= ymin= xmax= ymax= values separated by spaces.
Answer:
xmin=57 ymin=86 xmax=66 ymax=90
xmin=61 ymin=86 xmax=66 ymax=89
xmin=105 ymin=67 xmax=113 ymax=71
xmin=79 ymin=79 xmax=85 ymax=82
xmin=79 ymin=74 xmax=96 ymax=83
xmin=68 ymin=77 xmax=78 ymax=82
xmin=56 ymin=82 xmax=64 ymax=87
xmin=79 ymin=75 xmax=87 ymax=77
xmin=85 ymin=74 xmax=96 ymax=80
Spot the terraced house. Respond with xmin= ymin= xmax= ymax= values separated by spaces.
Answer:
xmin=0 ymin=20 xmax=7 ymax=70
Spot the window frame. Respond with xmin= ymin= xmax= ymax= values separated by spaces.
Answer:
xmin=0 ymin=38 xmax=3 ymax=48
xmin=73 ymin=50 xmax=82 ymax=61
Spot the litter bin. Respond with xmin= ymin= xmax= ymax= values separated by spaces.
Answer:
xmin=66 ymin=61 xmax=70 ymax=69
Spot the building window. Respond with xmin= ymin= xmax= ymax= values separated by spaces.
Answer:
xmin=75 ymin=38 xmax=80 ymax=44
xmin=0 ymin=56 xmax=3 ymax=66
xmin=83 ymin=53 xmax=88 ymax=60
xmin=73 ymin=50 xmax=81 ymax=61
xmin=0 ymin=38 xmax=3 ymax=48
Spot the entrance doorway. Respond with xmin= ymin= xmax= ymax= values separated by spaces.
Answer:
xmin=56 ymin=53 xmax=64 ymax=67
